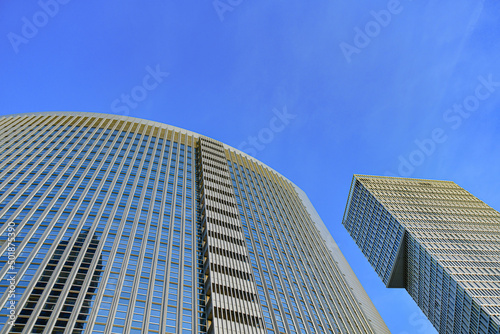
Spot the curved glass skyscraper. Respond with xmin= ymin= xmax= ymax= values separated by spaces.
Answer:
xmin=0 ymin=112 xmax=388 ymax=334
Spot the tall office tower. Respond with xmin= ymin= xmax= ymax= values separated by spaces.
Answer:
xmin=343 ymin=175 xmax=500 ymax=334
xmin=0 ymin=112 xmax=389 ymax=334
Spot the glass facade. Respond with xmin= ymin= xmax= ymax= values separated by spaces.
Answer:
xmin=343 ymin=175 xmax=500 ymax=334
xmin=0 ymin=113 xmax=388 ymax=333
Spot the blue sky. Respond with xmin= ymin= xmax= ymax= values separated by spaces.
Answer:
xmin=2 ymin=1 xmax=500 ymax=332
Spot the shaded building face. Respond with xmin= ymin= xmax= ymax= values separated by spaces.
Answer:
xmin=343 ymin=175 xmax=500 ymax=334
xmin=0 ymin=113 xmax=387 ymax=334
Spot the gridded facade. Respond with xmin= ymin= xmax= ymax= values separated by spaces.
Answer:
xmin=0 ymin=113 xmax=388 ymax=334
xmin=343 ymin=175 xmax=500 ymax=334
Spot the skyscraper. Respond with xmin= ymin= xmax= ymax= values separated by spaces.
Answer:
xmin=0 ymin=113 xmax=388 ymax=333
xmin=343 ymin=175 xmax=500 ymax=334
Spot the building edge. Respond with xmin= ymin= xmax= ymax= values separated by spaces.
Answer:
xmin=293 ymin=185 xmax=391 ymax=334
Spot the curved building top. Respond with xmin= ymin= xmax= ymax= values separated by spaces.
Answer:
xmin=3 ymin=111 xmax=293 ymax=186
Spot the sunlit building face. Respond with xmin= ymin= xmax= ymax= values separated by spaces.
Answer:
xmin=343 ymin=175 xmax=500 ymax=334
